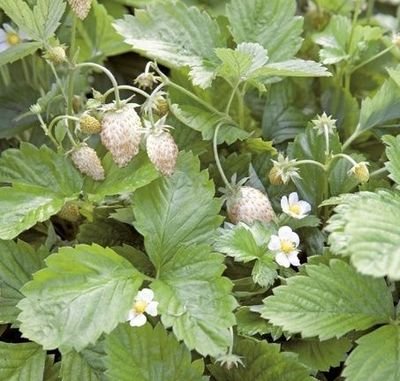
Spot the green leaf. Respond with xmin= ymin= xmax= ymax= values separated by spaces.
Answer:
xmin=0 ymin=240 xmax=46 ymax=324
xmin=32 ymin=0 xmax=66 ymax=40
xmin=215 ymin=42 xmax=268 ymax=87
xmin=0 ymin=42 xmax=42 ymax=66
xmin=17 ymin=244 xmax=143 ymax=351
xmin=358 ymin=75 xmax=400 ymax=133
xmin=261 ymin=260 xmax=393 ymax=340
xmin=61 ymin=346 xmax=106 ymax=381
xmin=0 ymin=342 xmax=46 ymax=381
xmin=343 ymin=325 xmax=400 ymax=381
xmin=326 ymin=190 xmax=400 ymax=280
xmin=105 ymin=323 xmax=205 ymax=381
xmin=252 ymin=256 xmax=278 ymax=288
xmin=171 ymin=104 xmax=251 ymax=144
xmin=251 ymin=60 xmax=331 ymax=79
xmin=0 ymin=143 xmax=83 ymax=239
xmin=113 ymin=1 xmax=225 ymax=88
xmin=133 ymin=152 xmax=222 ymax=267
xmin=152 ymin=244 xmax=237 ymax=357
xmin=383 ymin=135 xmax=400 ymax=188
xmin=235 ymin=307 xmax=273 ymax=336
xmin=283 ymin=337 xmax=352 ymax=371
xmin=209 ymin=338 xmax=313 ymax=381
xmin=313 ymin=15 xmax=351 ymax=64
xmin=226 ymin=0 xmax=303 ymax=62
xmin=84 ymin=152 xmax=159 ymax=201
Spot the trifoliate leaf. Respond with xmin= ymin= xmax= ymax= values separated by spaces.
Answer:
xmin=0 ymin=42 xmax=42 ymax=66
xmin=261 ymin=260 xmax=393 ymax=340
xmin=358 ymin=74 xmax=400 ymax=133
xmin=0 ymin=143 xmax=83 ymax=239
xmin=209 ymin=338 xmax=314 ymax=381
xmin=84 ymin=152 xmax=159 ymax=201
xmin=171 ymin=104 xmax=251 ymax=144
xmin=17 ymin=244 xmax=144 ymax=351
xmin=152 ymin=244 xmax=237 ymax=357
xmin=326 ymin=190 xmax=400 ymax=280
xmin=383 ymin=135 xmax=400 ymax=188
xmin=343 ymin=325 xmax=400 ymax=381
xmin=105 ymin=323 xmax=205 ymax=381
xmin=133 ymin=152 xmax=222 ymax=267
xmin=252 ymin=256 xmax=278 ymax=288
xmin=226 ymin=0 xmax=303 ymax=62
xmin=113 ymin=0 xmax=225 ymax=88
xmin=0 ymin=240 xmax=47 ymax=324
xmin=0 ymin=342 xmax=46 ymax=381
xmin=283 ymin=337 xmax=352 ymax=371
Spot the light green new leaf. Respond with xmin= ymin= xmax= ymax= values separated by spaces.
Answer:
xmin=152 ymin=244 xmax=237 ymax=357
xmin=261 ymin=260 xmax=393 ymax=340
xmin=113 ymin=1 xmax=225 ymax=88
xmin=17 ymin=244 xmax=143 ymax=351
xmin=215 ymin=42 xmax=268 ymax=87
xmin=106 ymin=323 xmax=205 ymax=381
xmin=133 ymin=152 xmax=223 ymax=267
xmin=0 ymin=240 xmax=47 ymax=324
xmin=383 ymin=135 xmax=400 ymax=188
xmin=171 ymin=104 xmax=250 ymax=144
xmin=0 ymin=342 xmax=46 ymax=381
xmin=0 ymin=42 xmax=42 ymax=66
xmin=343 ymin=325 xmax=400 ymax=381
xmin=209 ymin=338 xmax=313 ymax=381
xmin=358 ymin=75 xmax=400 ymax=133
xmin=84 ymin=152 xmax=159 ymax=201
xmin=226 ymin=0 xmax=303 ymax=62
xmin=283 ymin=337 xmax=352 ymax=371
xmin=0 ymin=143 xmax=83 ymax=239
xmin=326 ymin=191 xmax=400 ymax=280
xmin=32 ymin=0 xmax=66 ymax=40
xmin=251 ymin=59 xmax=331 ymax=79
xmin=313 ymin=15 xmax=351 ymax=64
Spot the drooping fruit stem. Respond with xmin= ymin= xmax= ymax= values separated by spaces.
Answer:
xmin=75 ymin=62 xmax=122 ymax=108
xmin=213 ymin=123 xmax=233 ymax=191
xmin=48 ymin=115 xmax=80 ymax=147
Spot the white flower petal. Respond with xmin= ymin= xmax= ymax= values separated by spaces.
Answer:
xmin=288 ymin=192 xmax=299 ymax=204
xmin=19 ymin=30 xmax=30 ymax=40
xmin=136 ymin=288 xmax=154 ymax=303
xmin=278 ymin=226 xmax=294 ymax=239
xmin=127 ymin=309 xmax=137 ymax=321
xmin=0 ymin=29 xmax=6 ymax=43
xmin=2 ymin=23 xmax=13 ymax=33
xmin=280 ymin=195 xmax=289 ymax=212
xmin=145 ymin=301 xmax=158 ymax=316
xmin=291 ymin=233 xmax=300 ymax=247
xmin=275 ymin=252 xmax=291 ymax=268
xmin=298 ymin=200 xmax=311 ymax=214
xmin=0 ymin=41 xmax=9 ymax=52
xmin=129 ymin=313 xmax=147 ymax=327
xmin=288 ymin=252 xmax=300 ymax=266
xmin=268 ymin=235 xmax=281 ymax=251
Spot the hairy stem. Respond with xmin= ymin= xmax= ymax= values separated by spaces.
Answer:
xmin=213 ymin=123 xmax=233 ymax=191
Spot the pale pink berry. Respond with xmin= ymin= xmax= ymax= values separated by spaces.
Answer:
xmin=71 ymin=144 xmax=105 ymax=181
xmin=146 ymin=131 xmax=178 ymax=176
xmin=67 ymin=0 xmax=92 ymax=20
xmin=100 ymin=104 xmax=143 ymax=168
xmin=227 ymin=186 xmax=274 ymax=225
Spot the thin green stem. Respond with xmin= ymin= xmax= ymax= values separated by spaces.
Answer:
xmin=367 ymin=0 xmax=375 ymax=21
xmin=49 ymin=62 xmax=68 ymax=102
xmin=225 ymin=82 xmax=240 ymax=115
xmin=103 ymin=85 xmax=150 ymax=100
xmin=36 ymin=114 xmax=60 ymax=148
xmin=343 ymin=123 xmax=361 ymax=150
xmin=213 ymin=123 xmax=232 ymax=191
xmin=147 ymin=82 xmax=165 ymax=127
xmin=21 ymin=59 xmax=31 ymax=85
xmin=332 ymin=153 xmax=358 ymax=166
xmin=67 ymin=15 xmax=78 ymax=126
xmin=323 ymin=125 xmax=330 ymax=156
xmin=370 ymin=167 xmax=388 ymax=178
xmin=296 ymin=159 xmax=326 ymax=171
xmin=48 ymin=115 xmax=80 ymax=147
xmin=352 ymin=46 xmax=393 ymax=73
xmin=75 ymin=62 xmax=122 ymax=108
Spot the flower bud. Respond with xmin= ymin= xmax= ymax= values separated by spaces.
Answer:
xmin=349 ymin=162 xmax=369 ymax=183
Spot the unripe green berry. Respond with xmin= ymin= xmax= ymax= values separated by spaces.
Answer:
xmin=45 ymin=46 xmax=67 ymax=64
xmin=58 ymin=202 xmax=80 ymax=222
xmin=80 ymin=115 xmax=102 ymax=134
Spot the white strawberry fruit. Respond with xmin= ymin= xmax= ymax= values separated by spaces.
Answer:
xmin=101 ymin=104 xmax=143 ymax=168
xmin=146 ymin=130 xmax=178 ymax=176
xmin=226 ymin=186 xmax=274 ymax=225
xmin=71 ymin=144 xmax=105 ymax=181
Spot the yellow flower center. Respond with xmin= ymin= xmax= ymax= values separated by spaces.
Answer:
xmin=280 ymin=240 xmax=294 ymax=254
xmin=288 ymin=204 xmax=301 ymax=215
xmin=133 ymin=300 xmax=147 ymax=314
xmin=6 ymin=32 xmax=21 ymax=46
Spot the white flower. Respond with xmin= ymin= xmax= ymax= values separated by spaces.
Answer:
xmin=280 ymin=192 xmax=311 ymax=219
xmin=127 ymin=288 xmax=158 ymax=327
xmin=0 ymin=24 xmax=29 ymax=53
xmin=268 ymin=226 xmax=300 ymax=268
